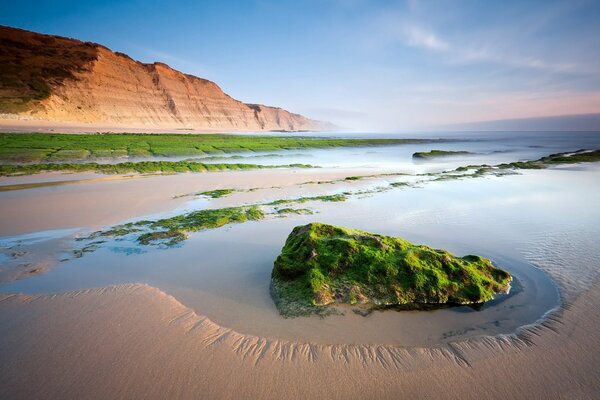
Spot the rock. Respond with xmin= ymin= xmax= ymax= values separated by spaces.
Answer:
xmin=271 ymin=223 xmax=512 ymax=317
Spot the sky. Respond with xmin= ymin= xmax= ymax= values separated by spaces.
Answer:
xmin=2 ymin=0 xmax=600 ymax=131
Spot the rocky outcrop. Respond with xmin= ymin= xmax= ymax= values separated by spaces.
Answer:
xmin=0 ymin=26 xmax=327 ymax=131
xmin=271 ymin=223 xmax=512 ymax=317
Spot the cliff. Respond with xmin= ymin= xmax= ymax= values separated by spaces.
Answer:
xmin=0 ymin=26 xmax=326 ymax=131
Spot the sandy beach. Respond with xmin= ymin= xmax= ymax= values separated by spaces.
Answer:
xmin=0 ymin=117 xmax=309 ymax=134
xmin=1 ymin=135 xmax=599 ymax=399
xmin=0 ymin=280 xmax=598 ymax=399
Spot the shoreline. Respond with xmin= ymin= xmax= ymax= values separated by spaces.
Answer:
xmin=0 ymin=167 xmax=379 ymax=236
xmin=0 ymin=118 xmax=328 ymax=134
xmin=0 ymin=280 xmax=561 ymax=351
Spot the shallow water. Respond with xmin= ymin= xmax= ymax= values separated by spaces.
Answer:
xmin=1 ymin=132 xmax=599 ymax=346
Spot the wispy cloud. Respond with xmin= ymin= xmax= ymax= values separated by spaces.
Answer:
xmin=450 ymin=44 xmax=581 ymax=74
xmin=393 ymin=23 xmax=583 ymax=75
xmin=403 ymin=25 xmax=449 ymax=51
xmin=369 ymin=1 xmax=592 ymax=77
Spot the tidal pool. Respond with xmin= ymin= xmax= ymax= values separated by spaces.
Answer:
xmin=1 ymin=132 xmax=599 ymax=346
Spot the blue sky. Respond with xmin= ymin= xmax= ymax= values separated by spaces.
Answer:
xmin=3 ymin=0 xmax=600 ymax=130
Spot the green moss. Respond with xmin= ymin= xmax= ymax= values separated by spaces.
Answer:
xmin=413 ymin=150 xmax=472 ymax=159
xmin=199 ymin=189 xmax=236 ymax=198
xmin=496 ymin=150 xmax=600 ymax=170
xmin=0 ymin=161 xmax=315 ymax=177
xmin=389 ymin=181 xmax=411 ymax=188
xmin=429 ymin=149 xmax=600 ymax=183
xmin=266 ymin=194 xmax=347 ymax=206
xmin=82 ymin=222 xmax=148 ymax=241
xmin=540 ymin=149 xmax=600 ymax=164
xmin=137 ymin=230 xmax=188 ymax=246
xmin=497 ymin=161 xmax=544 ymax=170
xmin=82 ymin=206 xmax=266 ymax=249
xmin=100 ymin=226 xmax=143 ymax=237
xmin=79 ymin=195 xmax=353 ymax=252
xmin=147 ymin=206 xmax=265 ymax=235
xmin=0 ymin=133 xmax=440 ymax=164
xmin=99 ymin=225 xmax=148 ymax=237
xmin=47 ymin=149 xmax=91 ymax=161
xmin=271 ymin=223 xmax=512 ymax=317
xmin=300 ymin=173 xmax=408 ymax=187
xmin=275 ymin=208 xmax=314 ymax=215
xmin=73 ymin=241 xmax=105 ymax=258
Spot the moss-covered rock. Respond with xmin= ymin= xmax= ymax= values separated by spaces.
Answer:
xmin=271 ymin=223 xmax=511 ymax=317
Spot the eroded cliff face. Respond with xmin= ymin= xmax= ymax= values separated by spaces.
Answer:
xmin=0 ymin=26 xmax=326 ymax=131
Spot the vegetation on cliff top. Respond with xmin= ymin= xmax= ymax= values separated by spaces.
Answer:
xmin=271 ymin=223 xmax=512 ymax=317
xmin=0 ymin=26 xmax=98 ymax=113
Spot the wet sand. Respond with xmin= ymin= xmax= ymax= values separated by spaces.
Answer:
xmin=0 ymin=281 xmax=598 ymax=399
xmin=0 ymin=232 xmax=73 ymax=283
xmin=0 ymin=168 xmax=377 ymax=236
xmin=0 ymin=174 xmax=151 ymax=192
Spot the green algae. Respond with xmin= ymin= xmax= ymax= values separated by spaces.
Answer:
xmin=84 ymin=206 xmax=265 ymax=247
xmin=99 ymin=225 xmax=143 ymax=237
xmin=423 ymin=149 xmax=600 ymax=185
xmin=497 ymin=149 xmax=600 ymax=170
xmin=275 ymin=208 xmax=314 ymax=215
xmin=147 ymin=206 xmax=264 ymax=235
xmin=271 ymin=223 xmax=512 ymax=317
xmin=73 ymin=241 xmax=105 ymax=258
xmin=0 ymin=133 xmax=441 ymax=164
xmin=389 ymin=181 xmax=413 ymax=188
xmin=541 ymin=149 xmax=600 ymax=164
xmin=80 ymin=195 xmax=348 ymax=251
xmin=0 ymin=161 xmax=315 ymax=177
xmin=199 ymin=189 xmax=237 ymax=198
xmin=413 ymin=150 xmax=472 ymax=159
xmin=266 ymin=194 xmax=347 ymax=206
xmin=138 ymin=230 xmax=188 ymax=246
